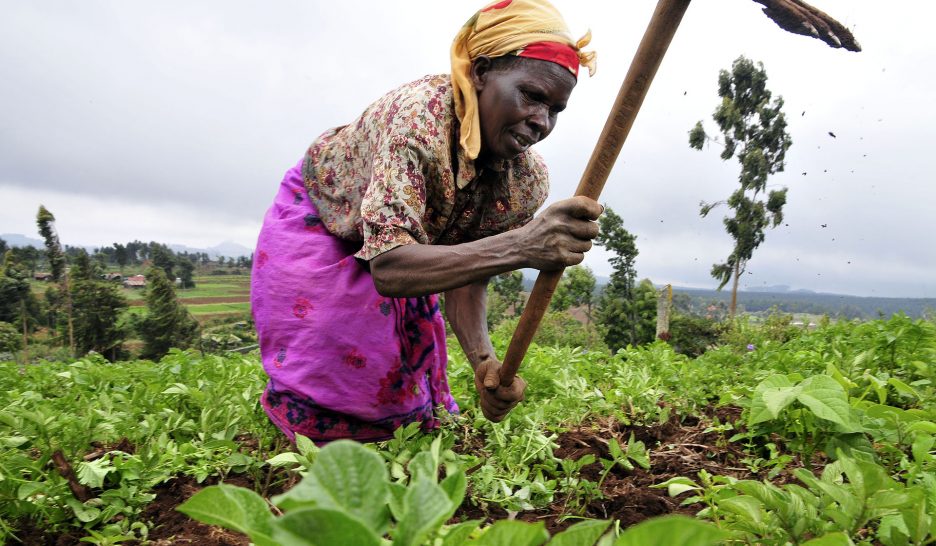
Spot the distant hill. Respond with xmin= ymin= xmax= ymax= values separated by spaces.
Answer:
xmin=672 ymin=287 xmax=933 ymax=320
xmin=2 ymin=233 xmax=252 ymax=260
xmin=514 ymin=268 xmax=933 ymax=319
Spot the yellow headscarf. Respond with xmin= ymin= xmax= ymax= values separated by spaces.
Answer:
xmin=451 ymin=0 xmax=596 ymax=160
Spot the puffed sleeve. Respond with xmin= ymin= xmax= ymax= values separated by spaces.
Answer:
xmin=353 ymin=132 xmax=431 ymax=261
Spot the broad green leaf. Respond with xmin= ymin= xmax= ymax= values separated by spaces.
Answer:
xmin=877 ymin=513 xmax=910 ymax=546
xmin=749 ymin=375 xmax=796 ymax=425
xmin=718 ymin=496 xmax=764 ymax=525
xmin=266 ymin=452 xmax=304 ymax=467
xmin=272 ymin=507 xmax=381 ymax=546
xmin=548 ymin=519 xmax=611 ymax=546
xmin=762 ymin=386 xmax=802 ymax=419
xmin=76 ymin=458 xmax=114 ymax=489
xmin=65 ymin=497 xmax=101 ymax=523
xmin=912 ymin=434 xmax=934 ymax=464
xmin=393 ymin=479 xmax=453 ymax=546
xmin=442 ymin=520 xmax=482 ymax=546
xmin=887 ymin=377 xmax=920 ymax=400
xmin=408 ymin=451 xmax=438 ymax=483
xmin=613 ymin=515 xmax=728 ymax=546
xmin=801 ymin=532 xmax=855 ymax=546
xmin=440 ymin=468 xmax=467 ymax=513
xmin=907 ymin=421 xmax=936 ymax=434
xmin=273 ymin=440 xmax=390 ymax=533
xmin=473 ymin=520 xmax=549 ymax=546
xmin=295 ymin=433 xmax=319 ymax=459
xmin=626 ymin=435 xmax=650 ymax=470
xmin=652 ymin=477 xmax=699 ymax=498
xmin=797 ymin=375 xmax=857 ymax=430
xmin=177 ymin=483 xmax=275 ymax=545
xmin=0 ymin=436 xmax=28 ymax=448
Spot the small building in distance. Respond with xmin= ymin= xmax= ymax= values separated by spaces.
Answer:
xmin=123 ymin=275 xmax=146 ymax=288
xmin=34 ymin=272 xmax=53 ymax=281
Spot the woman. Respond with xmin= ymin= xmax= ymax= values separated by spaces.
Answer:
xmin=251 ymin=0 xmax=602 ymax=443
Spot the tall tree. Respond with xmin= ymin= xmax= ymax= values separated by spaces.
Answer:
xmin=36 ymin=206 xmax=74 ymax=353
xmin=689 ymin=56 xmax=792 ymax=318
xmin=150 ymin=243 xmax=175 ymax=280
xmin=137 ymin=267 xmax=199 ymax=360
xmin=177 ymin=257 xmax=196 ymax=289
xmin=594 ymin=206 xmax=646 ymax=350
xmin=551 ymin=265 xmax=597 ymax=321
xmin=70 ymin=250 xmax=128 ymax=360
xmin=113 ymin=243 xmax=129 ymax=271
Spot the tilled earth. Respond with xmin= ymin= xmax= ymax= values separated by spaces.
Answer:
xmin=21 ymin=407 xmax=806 ymax=545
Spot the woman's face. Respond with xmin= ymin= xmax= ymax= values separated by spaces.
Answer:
xmin=471 ymin=56 xmax=577 ymax=164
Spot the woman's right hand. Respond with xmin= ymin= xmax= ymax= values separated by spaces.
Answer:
xmin=518 ymin=196 xmax=603 ymax=271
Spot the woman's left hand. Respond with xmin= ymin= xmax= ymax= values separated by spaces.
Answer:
xmin=474 ymin=358 xmax=526 ymax=422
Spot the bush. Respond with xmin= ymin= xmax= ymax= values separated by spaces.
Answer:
xmin=492 ymin=310 xmax=607 ymax=352
xmin=0 ymin=321 xmax=21 ymax=354
xmin=668 ymin=313 xmax=726 ymax=357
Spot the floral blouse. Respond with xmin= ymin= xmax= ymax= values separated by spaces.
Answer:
xmin=301 ymin=74 xmax=549 ymax=261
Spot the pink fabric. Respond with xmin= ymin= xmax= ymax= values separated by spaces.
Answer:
xmin=251 ymin=160 xmax=459 ymax=443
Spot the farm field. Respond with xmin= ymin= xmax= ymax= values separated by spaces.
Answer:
xmin=1 ymin=314 xmax=934 ymax=545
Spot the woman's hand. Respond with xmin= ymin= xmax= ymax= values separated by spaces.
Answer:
xmin=517 ymin=196 xmax=602 ymax=271
xmin=474 ymin=358 xmax=526 ymax=422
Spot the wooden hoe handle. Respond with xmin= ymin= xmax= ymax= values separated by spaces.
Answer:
xmin=499 ymin=0 xmax=692 ymax=387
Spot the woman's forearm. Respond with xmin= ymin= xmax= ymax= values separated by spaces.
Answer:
xmin=370 ymin=229 xmax=528 ymax=297
xmin=444 ymin=280 xmax=496 ymax=371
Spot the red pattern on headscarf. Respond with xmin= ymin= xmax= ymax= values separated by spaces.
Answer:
xmin=518 ymin=41 xmax=581 ymax=77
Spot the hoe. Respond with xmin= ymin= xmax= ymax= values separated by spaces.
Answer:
xmin=499 ymin=0 xmax=860 ymax=387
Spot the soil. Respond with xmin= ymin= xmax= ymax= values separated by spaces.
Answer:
xmin=23 ymin=407 xmax=805 ymax=544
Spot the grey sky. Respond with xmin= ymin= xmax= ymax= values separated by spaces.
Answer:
xmin=1 ymin=1 xmax=933 ymax=297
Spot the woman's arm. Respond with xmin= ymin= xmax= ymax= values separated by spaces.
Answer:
xmin=370 ymin=196 xmax=602 ymax=297
xmin=445 ymin=279 xmax=525 ymax=422
xmin=444 ymin=280 xmax=495 ymax=371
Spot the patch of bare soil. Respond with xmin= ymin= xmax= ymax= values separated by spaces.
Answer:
xmin=454 ymin=405 xmax=800 ymax=535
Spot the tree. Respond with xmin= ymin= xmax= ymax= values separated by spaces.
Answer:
xmin=177 ymin=257 xmax=196 ymax=289
xmin=137 ymin=267 xmax=199 ymax=360
xmin=151 ymin=243 xmax=175 ymax=280
xmin=689 ymin=56 xmax=792 ymax=318
xmin=0 ymin=238 xmax=7 ymax=256
xmin=594 ymin=206 xmax=648 ymax=350
xmin=36 ymin=206 xmax=74 ymax=353
xmin=551 ymin=265 xmax=597 ymax=321
xmin=113 ymin=243 xmax=129 ymax=271
xmin=0 ymin=252 xmax=40 ymax=361
xmin=70 ymin=251 xmax=128 ymax=360
xmin=486 ymin=271 xmax=524 ymax=329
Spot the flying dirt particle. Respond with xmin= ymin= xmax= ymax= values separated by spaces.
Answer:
xmin=802 ymin=172 xmax=807 ymax=176
xmin=824 ymin=169 xmax=828 ymax=173
xmin=828 ymin=131 xmax=837 ymax=138
xmin=801 ymin=111 xmax=806 ymax=116
xmin=785 ymin=223 xmax=789 ymax=227
xmin=683 ymin=91 xmax=687 ymax=96
xmin=821 ymin=224 xmax=828 ymax=228
xmin=847 ymin=261 xmax=851 ymax=264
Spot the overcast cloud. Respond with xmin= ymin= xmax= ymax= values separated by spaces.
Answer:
xmin=1 ymin=1 xmax=933 ymax=298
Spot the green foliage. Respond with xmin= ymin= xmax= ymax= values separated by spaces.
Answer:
xmin=551 ymin=265 xmax=596 ymax=316
xmin=487 ymin=271 xmax=524 ymax=329
xmin=36 ymin=205 xmax=66 ymax=283
xmin=668 ymin=314 xmax=726 ymax=357
xmin=594 ymin=207 xmax=654 ymax=351
xmin=0 ymin=321 xmax=21 ymax=354
xmin=690 ymin=57 xmax=792 ymax=315
xmin=493 ymin=311 xmax=606 ymax=352
xmin=71 ymin=277 xmax=129 ymax=360
xmin=0 ymin=256 xmax=32 ymax=325
xmin=137 ymin=267 xmax=199 ymax=360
